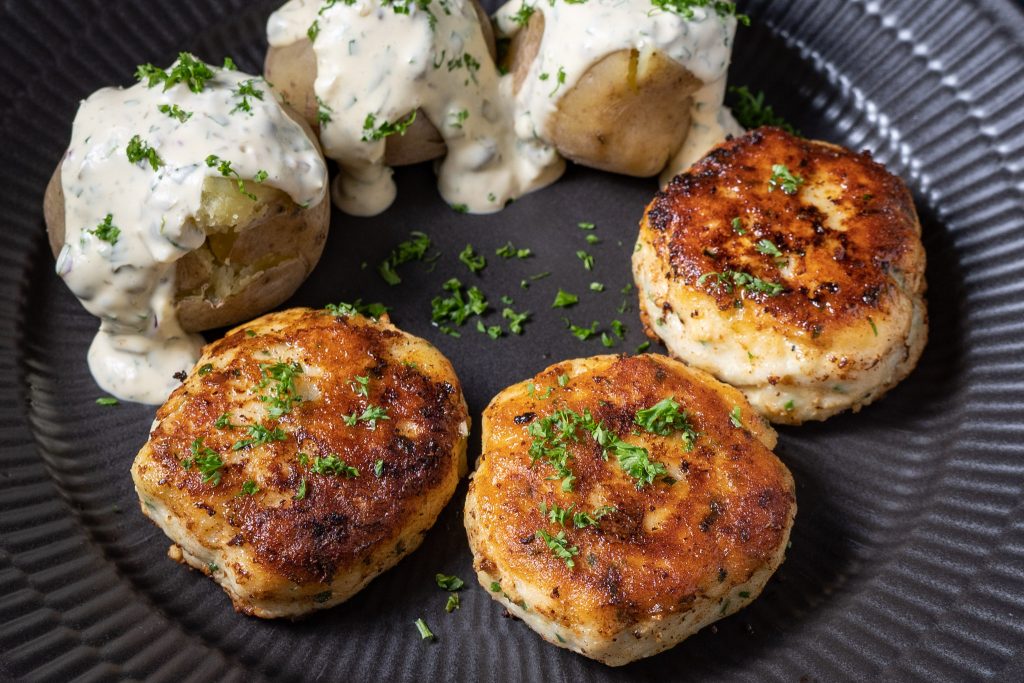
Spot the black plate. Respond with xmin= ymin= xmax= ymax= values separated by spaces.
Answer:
xmin=3 ymin=0 xmax=1024 ymax=680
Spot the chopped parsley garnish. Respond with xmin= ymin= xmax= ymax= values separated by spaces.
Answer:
xmin=349 ymin=375 xmax=370 ymax=397
xmin=511 ymin=2 xmax=536 ymax=26
xmin=552 ymin=289 xmax=579 ymax=309
xmin=635 ymin=341 xmax=651 ymax=353
xmin=232 ymin=424 xmax=287 ymax=450
xmin=458 ymin=244 xmax=486 ymax=273
xmin=756 ymin=239 xmax=787 ymax=266
xmin=205 ymin=154 xmax=266 ymax=201
xmin=414 ymin=618 xmax=435 ymax=640
xmin=585 ymin=234 xmax=600 ymax=245
xmin=198 ymin=363 xmax=213 ymax=376
xmin=95 ymin=396 xmax=119 ymax=406
xmin=258 ymin=361 xmax=304 ymax=418
xmin=214 ymin=412 xmax=235 ymax=430
xmin=445 ymin=594 xmax=460 ymax=612
xmin=378 ymin=231 xmax=433 ymax=285
xmin=361 ymin=111 xmax=417 ymax=142
xmin=449 ymin=109 xmax=469 ymax=128
xmin=536 ymin=529 xmax=579 ymax=568
xmin=558 ymin=374 xmax=570 ymax=387
xmin=589 ymin=282 xmax=605 ymax=292
xmin=495 ymin=241 xmax=532 ymax=259
xmin=578 ymin=221 xmax=595 ymax=230
xmin=868 ymin=317 xmax=878 ymax=337
xmin=435 ymin=573 xmax=465 ymax=591
xmin=611 ymin=320 xmax=626 ymax=338
xmin=431 ymin=278 xmax=488 ymax=333
xmin=89 ymin=214 xmax=121 ymax=245
xmin=572 ymin=505 xmax=616 ymax=529
xmin=316 ymin=96 xmax=333 ymax=125
xmin=477 ymin=320 xmax=503 ymax=339
xmin=608 ymin=439 xmax=666 ymax=488
xmin=783 ymin=399 xmax=795 ymax=412
xmin=135 ymin=53 xmax=215 ymax=93
xmin=549 ymin=66 xmax=566 ymax=97
xmin=373 ymin=459 xmax=385 ymax=477
xmin=451 ymin=203 xmax=469 ymax=213
xmin=294 ymin=477 xmax=307 ymax=500
xmin=527 ymin=409 xmax=587 ymax=491
xmin=222 ymin=57 xmax=237 ymax=70
xmin=126 ymin=135 xmax=163 ymax=171
xmin=307 ymin=19 xmax=321 ymax=42
xmin=239 ymin=480 xmax=259 ymax=496
xmin=566 ymin=320 xmax=599 ymax=341
xmin=768 ymin=164 xmax=804 ymax=195
xmin=576 ymin=250 xmax=594 ymax=271
xmin=728 ymin=85 xmax=800 ymax=135
xmin=502 ymin=307 xmax=530 ymax=335
xmin=650 ymin=0 xmax=750 ymax=25
xmin=729 ymin=405 xmax=744 ymax=428
xmin=344 ymin=405 xmax=389 ymax=429
xmin=182 ymin=437 xmax=224 ymax=486
xmin=230 ymin=79 xmax=264 ymax=115
xmin=697 ymin=269 xmax=784 ymax=296
xmin=490 ymin=581 xmax=502 ymax=592
xmin=324 ymin=299 xmax=390 ymax=319
xmin=311 ymin=454 xmax=359 ymax=477
xmin=731 ymin=216 xmax=746 ymax=234
xmin=541 ymin=501 xmax=616 ymax=529
xmin=635 ymin=397 xmax=698 ymax=450
xmin=158 ymin=103 xmax=192 ymax=123
xmin=600 ymin=332 xmax=616 ymax=348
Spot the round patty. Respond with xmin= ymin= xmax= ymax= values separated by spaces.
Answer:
xmin=131 ymin=306 xmax=470 ymax=618
xmin=633 ymin=127 xmax=928 ymax=424
xmin=464 ymin=353 xmax=796 ymax=666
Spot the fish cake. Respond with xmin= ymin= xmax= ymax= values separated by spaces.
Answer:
xmin=131 ymin=306 xmax=470 ymax=618
xmin=633 ymin=127 xmax=928 ymax=424
xmin=464 ymin=353 xmax=795 ymax=666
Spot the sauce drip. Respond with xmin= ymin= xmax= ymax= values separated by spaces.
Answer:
xmin=58 ymin=57 xmax=327 ymax=404
xmin=268 ymin=0 xmax=564 ymax=216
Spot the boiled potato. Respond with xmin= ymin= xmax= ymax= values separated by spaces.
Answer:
xmin=264 ymin=0 xmax=496 ymax=167
xmin=43 ymin=105 xmax=330 ymax=333
xmin=507 ymin=12 xmax=701 ymax=177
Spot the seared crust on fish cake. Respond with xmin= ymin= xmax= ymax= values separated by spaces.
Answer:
xmin=131 ymin=307 xmax=470 ymax=618
xmin=633 ymin=127 xmax=927 ymax=424
xmin=465 ymin=353 xmax=795 ymax=666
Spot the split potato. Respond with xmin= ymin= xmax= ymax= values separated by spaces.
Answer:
xmin=264 ymin=0 xmax=496 ymax=167
xmin=506 ymin=12 xmax=701 ymax=177
xmin=43 ymin=106 xmax=330 ymax=333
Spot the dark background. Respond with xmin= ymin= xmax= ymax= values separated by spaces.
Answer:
xmin=1 ymin=0 xmax=1024 ymax=680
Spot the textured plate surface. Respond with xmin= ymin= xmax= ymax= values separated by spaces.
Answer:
xmin=2 ymin=0 xmax=1024 ymax=680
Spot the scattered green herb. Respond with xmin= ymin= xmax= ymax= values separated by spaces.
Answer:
xmin=311 ymin=454 xmax=360 ymax=477
xmin=768 ymin=163 xmax=804 ymax=195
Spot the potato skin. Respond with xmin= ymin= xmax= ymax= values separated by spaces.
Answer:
xmin=264 ymin=0 xmax=496 ymax=167
xmin=508 ymin=13 xmax=701 ymax=177
xmin=44 ymin=102 xmax=330 ymax=333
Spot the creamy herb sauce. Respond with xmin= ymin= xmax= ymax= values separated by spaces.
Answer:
xmin=268 ymin=0 xmax=564 ymax=216
xmin=494 ymin=0 xmax=741 ymax=182
xmin=58 ymin=58 xmax=326 ymax=404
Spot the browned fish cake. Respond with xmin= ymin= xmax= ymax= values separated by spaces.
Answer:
xmin=633 ymin=127 xmax=927 ymax=424
xmin=464 ymin=353 xmax=796 ymax=666
xmin=131 ymin=307 xmax=470 ymax=618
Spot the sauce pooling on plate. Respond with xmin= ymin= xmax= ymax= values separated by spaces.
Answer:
xmin=57 ymin=55 xmax=327 ymax=404
xmin=267 ymin=0 xmax=564 ymax=216
xmin=493 ymin=0 xmax=743 ymax=183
